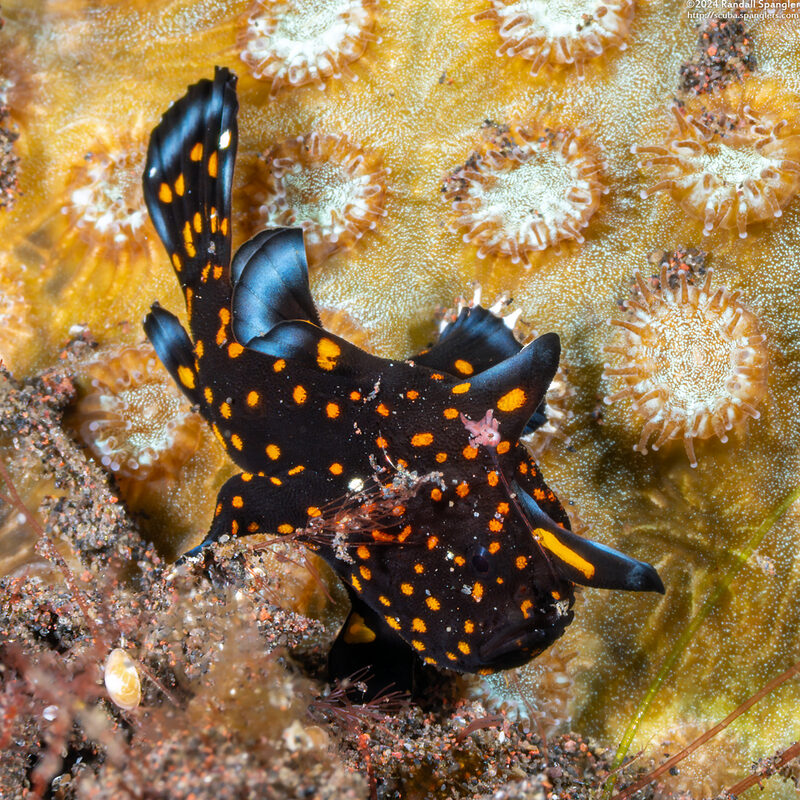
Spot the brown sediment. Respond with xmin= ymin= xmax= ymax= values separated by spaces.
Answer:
xmin=679 ymin=15 xmax=756 ymax=96
xmin=0 ymin=101 xmax=19 ymax=210
xmin=644 ymin=245 xmax=708 ymax=292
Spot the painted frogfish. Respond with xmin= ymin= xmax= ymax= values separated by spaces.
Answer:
xmin=142 ymin=68 xmax=664 ymax=699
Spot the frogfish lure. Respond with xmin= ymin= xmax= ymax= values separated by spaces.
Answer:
xmin=142 ymin=67 xmax=664 ymax=700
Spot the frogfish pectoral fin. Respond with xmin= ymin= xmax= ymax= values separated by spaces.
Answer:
xmin=412 ymin=304 xmax=522 ymax=376
xmin=183 ymin=468 xmax=332 ymax=557
xmin=515 ymin=483 xmax=665 ymax=594
xmin=144 ymin=304 xmax=202 ymax=407
xmin=246 ymin=319 xmax=386 ymax=378
xmin=329 ymin=587 xmax=421 ymax=702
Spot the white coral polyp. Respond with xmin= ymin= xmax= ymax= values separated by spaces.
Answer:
xmin=443 ymin=123 xmax=606 ymax=265
xmin=255 ymin=132 xmax=388 ymax=262
xmin=474 ymin=0 xmax=633 ymax=79
xmin=635 ymin=100 xmax=800 ymax=239
xmin=239 ymin=0 xmax=378 ymax=93
xmin=603 ymin=269 xmax=768 ymax=468
xmin=65 ymin=145 xmax=147 ymax=246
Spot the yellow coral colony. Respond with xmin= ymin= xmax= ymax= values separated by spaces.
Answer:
xmin=603 ymin=269 xmax=768 ymax=467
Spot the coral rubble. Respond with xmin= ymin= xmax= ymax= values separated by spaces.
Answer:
xmin=679 ymin=15 xmax=756 ymax=96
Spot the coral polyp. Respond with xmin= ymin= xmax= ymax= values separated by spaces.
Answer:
xmin=635 ymin=82 xmax=800 ymax=238
xmin=62 ymin=129 xmax=150 ymax=251
xmin=72 ymin=344 xmax=203 ymax=483
xmin=521 ymin=363 xmax=575 ymax=458
xmin=475 ymin=640 xmax=577 ymax=737
xmin=473 ymin=0 xmax=634 ymax=80
xmin=238 ymin=0 xmax=379 ymax=93
xmin=443 ymin=121 xmax=606 ymax=266
xmin=252 ymin=132 xmax=388 ymax=263
xmin=603 ymin=268 xmax=768 ymax=467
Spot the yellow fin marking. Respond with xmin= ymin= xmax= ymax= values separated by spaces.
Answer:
xmin=498 ymin=387 xmax=527 ymax=412
xmin=344 ymin=612 xmax=375 ymax=644
xmin=534 ymin=527 xmax=595 ymax=579
xmin=177 ymin=365 xmax=195 ymax=389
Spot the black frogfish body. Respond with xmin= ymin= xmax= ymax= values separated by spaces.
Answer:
xmin=142 ymin=67 xmax=664 ymax=699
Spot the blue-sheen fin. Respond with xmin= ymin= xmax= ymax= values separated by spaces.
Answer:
xmin=231 ymin=228 xmax=321 ymax=346
xmin=412 ymin=306 xmax=522 ymax=376
xmin=513 ymin=447 xmax=572 ymax=530
xmin=514 ymin=481 xmax=665 ymax=594
xmin=143 ymin=65 xmax=238 ymax=290
xmin=471 ymin=333 xmax=561 ymax=444
xmin=413 ymin=306 xmax=549 ymax=436
xmin=143 ymin=304 xmax=202 ymax=407
xmin=247 ymin=319 xmax=387 ymax=377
